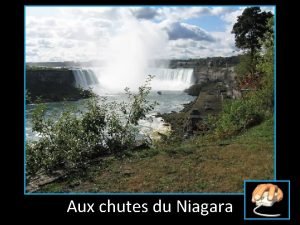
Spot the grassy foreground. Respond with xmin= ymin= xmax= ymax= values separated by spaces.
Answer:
xmin=40 ymin=118 xmax=273 ymax=193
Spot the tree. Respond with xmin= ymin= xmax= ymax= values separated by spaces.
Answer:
xmin=256 ymin=17 xmax=274 ymax=111
xmin=258 ymin=17 xmax=274 ymax=76
xmin=232 ymin=7 xmax=273 ymax=76
xmin=232 ymin=7 xmax=273 ymax=57
xmin=208 ymin=13 xmax=274 ymax=138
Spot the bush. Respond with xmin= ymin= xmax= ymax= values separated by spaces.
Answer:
xmin=26 ymin=76 xmax=157 ymax=178
xmin=211 ymin=16 xmax=274 ymax=139
xmin=210 ymin=97 xmax=263 ymax=138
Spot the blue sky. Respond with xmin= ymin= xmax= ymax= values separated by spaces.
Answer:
xmin=26 ymin=6 xmax=274 ymax=62
xmin=184 ymin=16 xmax=226 ymax=32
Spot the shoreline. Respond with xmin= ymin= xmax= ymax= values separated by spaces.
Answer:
xmin=160 ymin=81 xmax=224 ymax=137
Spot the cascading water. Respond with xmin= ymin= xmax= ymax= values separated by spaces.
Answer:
xmin=27 ymin=67 xmax=196 ymax=141
xmin=72 ymin=69 xmax=99 ymax=89
xmin=72 ymin=67 xmax=194 ymax=92
xmin=148 ymin=68 xmax=194 ymax=90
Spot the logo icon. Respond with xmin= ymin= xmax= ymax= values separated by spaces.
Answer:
xmin=244 ymin=180 xmax=290 ymax=220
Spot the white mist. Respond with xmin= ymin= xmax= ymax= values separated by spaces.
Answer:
xmin=93 ymin=16 xmax=169 ymax=93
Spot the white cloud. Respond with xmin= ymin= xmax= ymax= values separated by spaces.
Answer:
xmin=25 ymin=6 xmax=274 ymax=62
xmin=27 ymin=29 xmax=53 ymax=38
xmin=163 ymin=22 xmax=215 ymax=41
xmin=130 ymin=7 xmax=159 ymax=20
xmin=59 ymin=41 xmax=75 ymax=49
xmin=38 ymin=39 xmax=53 ymax=48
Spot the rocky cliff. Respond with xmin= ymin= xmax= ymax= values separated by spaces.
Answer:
xmin=26 ymin=68 xmax=91 ymax=103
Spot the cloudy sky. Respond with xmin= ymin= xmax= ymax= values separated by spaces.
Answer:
xmin=26 ymin=6 xmax=274 ymax=62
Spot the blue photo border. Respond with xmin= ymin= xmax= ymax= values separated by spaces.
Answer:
xmin=24 ymin=4 xmax=277 ymax=195
xmin=243 ymin=180 xmax=290 ymax=221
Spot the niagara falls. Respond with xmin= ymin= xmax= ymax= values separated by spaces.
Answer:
xmin=25 ymin=6 xmax=275 ymax=193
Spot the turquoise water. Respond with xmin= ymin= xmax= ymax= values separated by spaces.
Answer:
xmin=26 ymin=90 xmax=195 ymax=141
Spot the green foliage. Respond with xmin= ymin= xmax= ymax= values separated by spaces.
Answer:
xmin=212 ymin=15 xmax=274 ymax=139
xmin=235 ymin=54 xmax=254 ymax=77
xmin=232 ymin=7 xmax=273 ymax=54
xmin=26 ymin=76 xmax=157 ymax=178
xmin=256 ymin=17 xmax=274 ymax=113
xmin=234 ymin=53 xmax=262 ymax=89
xmin=124 ymin=75 xmax=158 ymax=126
xmin=210 ymin=97 xmax=263 ymax=138
xmin=212 ymin=80 xmax=273 ymax=139
xmin=232 ymin=7 xmax=273 ymax=76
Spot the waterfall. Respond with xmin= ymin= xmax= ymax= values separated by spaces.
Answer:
xmin=72 ymin=69 xmax=99 ymax=89
xmin=72 ymin=67 xmax=194 ymax=92
xmin=148 ymin=68 xmax=194 ymax=90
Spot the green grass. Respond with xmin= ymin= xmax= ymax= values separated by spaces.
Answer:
xmin=39 ymin=118 xmax=273 ymax=193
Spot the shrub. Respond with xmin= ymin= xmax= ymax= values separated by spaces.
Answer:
xmin=26 ymin=76 xmax=157 ymax=178
xmin=211 ymin=97 xmax=263 ymax=138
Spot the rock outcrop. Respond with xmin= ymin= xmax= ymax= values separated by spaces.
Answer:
xmin=26 ymin=68 xmax=92 ymax=103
